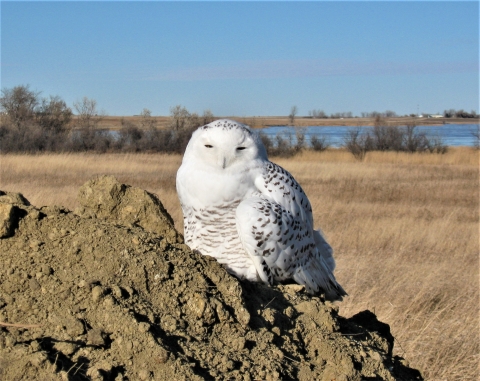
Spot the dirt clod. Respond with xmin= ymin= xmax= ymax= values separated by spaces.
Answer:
xmin=75 ymin=175 xmax=182 ymax=244
xmin=0 ymin=177 xmax=423 ymax=380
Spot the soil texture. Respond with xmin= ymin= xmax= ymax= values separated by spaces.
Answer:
xmin=0 ymin=176 xmax=422 ymax=380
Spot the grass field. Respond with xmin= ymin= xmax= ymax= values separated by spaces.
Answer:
xmin=0 ymin=148 xmax=478 ymax=380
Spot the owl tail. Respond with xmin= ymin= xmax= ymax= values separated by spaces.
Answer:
xmin=293 ymin=230 xmax=347 ymax=301
xmin=313 ymin=229 xmax=336 ymax=272
xmin=293 ymin=255 xmax=347 ymax=301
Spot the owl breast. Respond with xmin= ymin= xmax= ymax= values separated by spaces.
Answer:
xmin=177 ymin=163 xmax=261 ymax=281
xmin=177 ymin=162 xmax=260 ymax=208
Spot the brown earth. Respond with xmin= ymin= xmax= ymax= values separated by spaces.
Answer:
xmin=0 ymin=176 xmax=422 ymax=381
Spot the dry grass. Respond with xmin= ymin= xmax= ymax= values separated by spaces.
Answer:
xmin=0 ymin=148 xmax=478 ymax=380
xmin=0 ymin=153 xmax=183 ymax=228
xmin=93 ymin=115 xmax=478 ymax=130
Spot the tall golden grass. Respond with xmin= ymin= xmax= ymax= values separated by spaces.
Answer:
xmin=0 ymin=148 xmax=478 ymax=380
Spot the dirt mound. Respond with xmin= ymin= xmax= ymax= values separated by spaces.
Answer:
xmin=75 ymin=175 xmax=182 ymax=244
xmin=0 ymin=178 xmax=422 ymax=381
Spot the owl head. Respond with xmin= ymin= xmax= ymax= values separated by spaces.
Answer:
xmin=182 ymin=119 xmax=268 ymax=170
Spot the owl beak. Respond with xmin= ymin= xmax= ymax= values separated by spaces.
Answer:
xmin=222 ymin=157 xmax=227 ymax=169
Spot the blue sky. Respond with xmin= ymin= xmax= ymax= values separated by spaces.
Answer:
xmin=1 ymin=1 xmax=478 ymax=117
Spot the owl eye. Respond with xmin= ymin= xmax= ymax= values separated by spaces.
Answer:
xmin=204 ymin=144 xmax=213 ymax=148
xmin=236 ymin=147 xmax=246 ymax=151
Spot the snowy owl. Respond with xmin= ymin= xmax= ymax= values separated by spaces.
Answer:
xmin=176 ymin=119 xmax=346 ymax=300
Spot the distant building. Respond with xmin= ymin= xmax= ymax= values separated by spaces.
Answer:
xmin=427 ymin=114 xmax=443 ymax=118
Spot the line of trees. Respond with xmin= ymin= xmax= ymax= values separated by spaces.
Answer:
xmin=307 ymin=110 xmax=400 ymax=119
xmin=305 ymin=109 xmax=478 ymax=119
xmin=443 ymin=109 xmax=477 ymax=118
xmin=0 ymin=85 xmax=214 ymax=153
xmin=308 ymin=110 xmax=355 ymax=119
xmin=1 ymin=85 xmax=469 ymax=158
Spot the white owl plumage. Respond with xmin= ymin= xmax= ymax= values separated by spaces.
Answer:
xmin=176 ymin=119 xmax=346 ymax=300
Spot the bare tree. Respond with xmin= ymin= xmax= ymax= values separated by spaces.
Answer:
xmin=140 ymin=108 xmax=157 ymax=129
xmin=188 ymin=112 xmax=201 ymax=129
xmin=169 ymin=105 xmax=191 ymax=131
xmin=36 ymin=95 xmax=72 ymax=134
xmin=331 ymin=111 xmax=353 ymax=119
xmin=0 ymin=85 xmax=39 ymax=127
xmin=168 ymin=105 xmax=211 ymax=153
xmin=73 ymin=97 xmax=103 ymax=129
xmin=140 ymin=108 xmax=152 ymax=118
xmin=289 ymin=106 xmax=298 ymax=124
xmin=309 ymin=109 xmax=327 ymax=118
xmin=202 ymin=109 xmax=215 ymax=125
xmin=361 ymin=111 xmax=382 ymax=118
xmin=384 ymin=110 xmax=397 ymax=118
xmin=71 ymin=97 xmax=110 ymax=152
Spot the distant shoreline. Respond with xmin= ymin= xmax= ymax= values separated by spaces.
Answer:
xmin=93 ymin=115 xmax=479 ymax=130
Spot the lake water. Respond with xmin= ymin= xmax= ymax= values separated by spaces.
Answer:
xmin=258 ymin=124 xmax=479 ymax=147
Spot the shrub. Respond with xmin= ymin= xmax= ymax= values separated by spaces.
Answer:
xmin=471 ymin=125 xmax=479 ymax=150
xmin=294 ymin=128 xmax=307 ymax=152
xmin=259 ymin=132 xmax=274 ymax=155
xmin=257 ymin=129 xmax=314 ymax=158
xmin=310 ymin=134 xmax=330 ymax=151
xmin=343 ymin=120 xmax=448 ymax=160
xmin=141 ymin=127 xmax=174 ymax=152
xmin=274 ymin=134 xmax=295 ymax=157
xmin=68 ymin=128 xmax=114 ymax=153
xmin=425 ymin=136 xmax=448 ymax=154
xmin=258 ymin=132 xmax=295 ymax=157
xmin=117 ymin=119 xmax=144 ymax=152
xmin=343 ymin=128 xmax=372 ymax=161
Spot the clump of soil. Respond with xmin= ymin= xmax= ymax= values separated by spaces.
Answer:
xmin=0 ymin=176 xmax=422 ymax=381
xmin=75 ymin=175 xmax=182 ymax=245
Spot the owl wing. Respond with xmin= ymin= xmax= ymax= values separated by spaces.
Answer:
xmin=254 ymin=161 xmax=314 ymax=226
xmin=236 ymin=195 xmax=346 ymax=300
xmin=254 ymin=161 xmax=337 ymax=273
